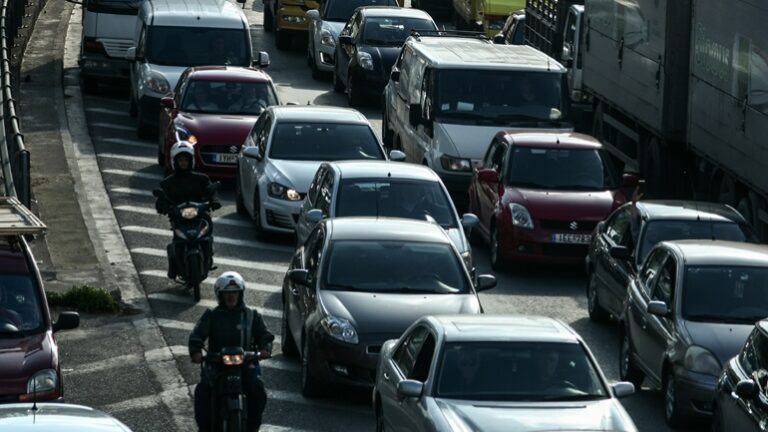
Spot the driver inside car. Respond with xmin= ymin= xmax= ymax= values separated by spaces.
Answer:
xmin=229 ymin=84 xmax=269 ymax=114
xmin=0 ymin=287 xmax=22 ymax=329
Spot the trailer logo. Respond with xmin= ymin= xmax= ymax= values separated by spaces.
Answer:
xmin=694 ymin=22 xmax=731 ymax=83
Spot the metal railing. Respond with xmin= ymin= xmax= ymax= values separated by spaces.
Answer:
xmin=0 ymin=0 xmax=33 ymax=208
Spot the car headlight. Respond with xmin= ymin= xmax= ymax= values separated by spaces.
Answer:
xmin=268 ymin=182 xmax=302 ymax=201
xmin=683 ymin=345 xmax=722 ymax=376
xmin=320 ymin=316 xmax=358 ymax=344
xmin=320 ymin=29 xmax=336 ymax=47
xmin=357 ymin=51 xmax=373 ymax=70
xmin=440 ymin=155 xmax=472 ymax=172
xmin=509 ymin=203 xmax=534 ymax=229
xmin=26 ymin=369 xmax=57 ymax=394
xmin=175 ymin=126 xmax=197 ymax=144
xmin=143 ymin=71 xmax=170 ymax=95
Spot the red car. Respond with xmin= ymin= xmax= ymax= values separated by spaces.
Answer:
xmin=158 ymin=66 xmax=280 ymax=180
xmin=0 ymin=197 xmax=79 ymax=402
xmin=468 ymin=132 xmax=638 ymax=270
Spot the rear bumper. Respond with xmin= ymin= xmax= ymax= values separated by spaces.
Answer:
xmin=79 ymin=55 xmax=131 ymax=80
xmin=497 ymin=221 xmax=591 ymax=265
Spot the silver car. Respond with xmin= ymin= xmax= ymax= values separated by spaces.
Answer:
xmin=373 ymin=315 xmax=638 ymax=432
xmin=0 ymin=403 xmax=132 ymax=431
xmin=235 ymin=105 xmax=398 ymax=236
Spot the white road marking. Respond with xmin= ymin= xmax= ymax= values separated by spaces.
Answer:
xmin=110 ymin=187 xmax=154 ymax=197
xmin=104 ymin=169 xmax=164 ymax=181
xmin=64 ymin=353 xmax=142 ymax=376
xmin=86 ymin=107 xmax=127 ymax=116
xmin=101 ymin=137 xmax=157 ymax=150
xmin=140 ymin=270 xmax=281 ymax=294
xmin=122 ymin=225 xmax=292 ymax=253
xmin=91 ymin=122 xmax=134 ymax=131
xmin=56 ymin=322 xmax=135 ymax=342
xmin=115 ymin=204 xmax=253 ymax=228
xmin=157 ymin=318 xmax=195 ymax=331
xmin=131 ymin=247 xmax=287 ymax=273
xmin=99 ymin=152 xmax=156 ymax=165
xmin=148 ymin=292 xmax=281 ymax=318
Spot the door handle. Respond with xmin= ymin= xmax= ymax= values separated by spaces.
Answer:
xmin=383 ymin=372 xmax=390 ymax=381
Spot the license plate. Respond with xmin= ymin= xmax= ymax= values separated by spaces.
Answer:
xmin=214 ymin=153 xmax=238 ymax=164
xmin=551 ymin=233 xmax=592 ymax=244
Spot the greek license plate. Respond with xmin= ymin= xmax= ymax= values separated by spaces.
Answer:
xmin=551 ymin=233 xmax=591 ymax=244
xmin=214 ymin=154 xmax=238 ymax=164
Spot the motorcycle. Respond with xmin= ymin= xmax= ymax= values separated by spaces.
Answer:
xmin=202 ymin=346 xmax=262 ymax=432
xmin=153 ymin=182 xmax=219 ymax=301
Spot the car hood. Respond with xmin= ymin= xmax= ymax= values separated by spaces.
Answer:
xmin=682 ymin=320 xmax=754 ymax=366
xmin=435 ymin=124 xmax=572 ymax=160
xmin=319 ymin=291 xmax=480 ymax=334
xmin=506 ymin=188 xmax=622 ymax=223
xmin=0 ymin=332 xmax=53 ymax=394
xmin=265 ymin=159 xmax=323 ymax=193
xmin=434 ymin=398 xmax=636 ymax=432
xmin=175 ymin=112 xmax=259 ymax=145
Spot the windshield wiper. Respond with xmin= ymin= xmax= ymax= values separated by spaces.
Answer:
xmin=540 ymin=393 xmax=606 ymax=402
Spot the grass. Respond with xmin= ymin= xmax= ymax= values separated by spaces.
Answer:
xmin=46 ymin=285 xmax=119 ymax=313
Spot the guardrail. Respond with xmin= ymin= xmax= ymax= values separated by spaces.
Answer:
xmin=0 ymin=0 xmax=32 ymax=208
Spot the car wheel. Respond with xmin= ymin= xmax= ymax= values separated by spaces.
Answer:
xmin=275 ymin=30 xmax=290 ymax=50
xmin=664 ymin=370 xmax=684 ymax=427
xmin=490 ymin=226 xmax=505 ymax=272
xmin=347 ymin=71 xmax=364 ymax=107
xmin=281 ymin=300 xmax=298 ymax=357
xmin=619 ymin=328 xmax=644 ymax=388
xmin=587 ymin=272 xmax=610 ymax=322
xmin=253 ymin=189 xmax=268 ymax=239
xmin=264 ymin=7 xmax=274 ymax=32
xmin=235 ymin=173 xmax=247 ymax=215
xmin=332 ymin=66 xmax=345 ymax=93
xmin=301 ymin=335 xmax=322 ymax=398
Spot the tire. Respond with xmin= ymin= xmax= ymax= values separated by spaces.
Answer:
xmin=301 ymin=336 xmax=322 ymax=398
xmin=264 ymin=7 xmax=274 ymax=32
xmin=186 ymin=253 xmax=203 ymax=302
xmin=332 ymin=67 xmax=345 ymax=93
xmin=82 ymin=76 xmax=98 ymax=94
xmin=281 ymin=300 xmax=299 ymax=357
xmin=253 ymin=189 xmax=267 ymax=239
xmin=275 ymin=31 xmax=290 ymax=50
xmin=490 ymin=226 xmax=505 ymax=272
xmin=716 ymin=173 xmax=738 ymax=207
xmin=235 ymin=173 xmax=247 ymax=215
xmin=587 ymin=272 xmax=610 ymax=322
xmin=664 ymin=370 xmax=684 ymax=428
xmin=619 ymin=328 xmax=645 ymax=389
xmin=347 ymin=72 xmax=365 ymax=107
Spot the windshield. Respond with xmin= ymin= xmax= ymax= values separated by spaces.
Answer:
xmin=0 ymin=274 xmax=44 ymax=337
xmin=86 ymin=0 xmax=143 ymax=15
xmin=436 ymin=70 xmax=569 ymax=126
xmin=506 ymin=147 xmax=619 ymax=191
xmin=323 ymin=240 xmax=469 ymax=293
xmin=269 ymin=122 xmax=384 ymax=161
xmin=361 ymin=17 xmax=436 ymax=46
xmin=435 ymin=342 xmax=608 ymax=401
xmin=638 ymin=220 xmax=756 ymax=264
xmin=147 ymin=27 xmax=249 ymax=67
xmin=324 ymin=0 xmax=396 ymax=21
xmin=181 ymin=80 xmax=278 ymax=115
xmin=336 ymin=179 xmax=456 ymax=227
xmin=683 ymin=266 xmax=768 ymax=324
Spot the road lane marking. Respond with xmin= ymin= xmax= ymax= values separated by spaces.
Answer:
xmin=91 ymin=122 xmax=135 ymax=131
xmin=148 ymin=293 xmax=281 ymax=318
xmin=157 ymin=318 xmax=195 ymax=331
xmin=115 ymin=204 xmax=253 ymax=228
xmin=86 ymin=107 xmax=128 ymax=116
xmin=122 ymin=225 xmax=293 ymax=253
xmin=56 ymin=322 xmax=135 ymax=342
xmin=99 ymin=152 xmax=156 ymax=165
xmin=100 ymin=138 xmax=156 ymax=150
xmin=140 ymin=270 xmax=281 ymax=294
xmin=110 ymin=187 xmax=154 ymax=197
xmin=63 ymin=353 xmax=143 ymax=376
xmin=131 ymin=247 xmax=287 ymax=273
xmin=103 ymin=169 xmax=164 ymax=181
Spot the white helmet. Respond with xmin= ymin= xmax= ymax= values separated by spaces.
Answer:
xmin=214 ymin=271 xmax=245 ymax=300
xmin=170 ymin=140 xmax=195 ymax=171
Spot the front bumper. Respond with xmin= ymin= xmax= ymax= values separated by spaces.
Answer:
xmin=138 ymin=95 xmax=162 ymax=128
xmin=308 ymin=331 xmax=399 ymax=387
xmin=497 ymin=220 xmax=593 ymax=265
xmin=80 ymin=55 xmax=131 ymax=80
xmin=260 ymin=194 xmax=302 ymax=233
xmin=674 ymin=367 xmax=717 ymax=418
xmin=194 ymin=144 xmax=243 ymax=181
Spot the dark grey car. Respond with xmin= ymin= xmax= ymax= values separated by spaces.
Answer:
xmin=280 ymin=217 xmax=496 ymax=398
xmin=620 ymin=240 xmax=768 ymax=427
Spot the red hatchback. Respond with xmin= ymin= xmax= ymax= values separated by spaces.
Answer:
xmin=468 ymin=132 xmax=638 ymax=270
xmin=158 ymin=66 xmax=280 ymax=180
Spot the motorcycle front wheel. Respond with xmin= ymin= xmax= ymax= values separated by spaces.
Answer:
xmin=185 ymin=251 xmax=204 ymax=302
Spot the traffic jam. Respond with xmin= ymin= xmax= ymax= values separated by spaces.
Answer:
xmin=0 ymin=0 xmax=766 ymax=430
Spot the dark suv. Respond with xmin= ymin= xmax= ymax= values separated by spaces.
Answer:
xmin=586 ymin=200 xmax=757 ymax=322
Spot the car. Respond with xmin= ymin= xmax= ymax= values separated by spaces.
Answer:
xmin=235 ymin=106 xmax=397 ymax=236
xmin=0 ymin=198 xmax=80 ymax=403
xmin=294 ymin=160 xmax=478 ymax=272
xmin=373 ymin=315 xmax=638 ymax=432
xmin=713 ymin=319 xmax=768 ymax=432
xmin=0 ymin=403 xmax=132 ymax=430
xmin=280 ymin=218 xmax=497 ymax=397
xmin=263 ymin=0 xmax=320 ymax=50
xmin=468 ymin=131 xmax=636 ymax=270
xmin=586 ymin=200 xmax=757 ymax=322
xmin=306 ymin=0 xmax=399 ymax=81
xmin=492 ymin=9 xmax=524 ymax=45
xmin=157 ymin=66 xmax=280 ymax=179
xmin=333 ymin=6 xmax=437 ymax=106
xmin=619 ymin=240 xmax=768 ymax=427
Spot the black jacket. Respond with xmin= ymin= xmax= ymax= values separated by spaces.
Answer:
xmin=188 ymin=304 xmax=275 ymax=357
xmin=155 ymin=171 xmax=221 ymax=216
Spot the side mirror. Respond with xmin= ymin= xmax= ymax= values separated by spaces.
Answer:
xmin=622 ymin=173 xmax=640 ymax=188
xmin=493 ymin=34 xmax=505 ymax=44
xmin=390 ymin=68 xmax=400 ymax=82
xmin=609 ymin=245 xmax=632 ymax=260
xmin=160 ymin=96 xmax=175 ymax=109
xmin=306 ymin=208 xmax=324 ymax=224
xmin=242 ymin=146 xmax=262 ymax=160
xmin=396 ymin=379 xmax=423 ymax=399
xmin=647 ymin=300 xmax=670 ymax=317
xmin=288 ymin=269 xmax=310 ymax=286
xmin=306 ymin=9 xmax=320 ymax=20
xmin=736 ymin=379 xmax=759 ymax=400
xmin=408 ymin=104 xmax=421 ymax=127
xmin=339 ymin=35 xmax=353 ymax=46
xmin=388 ymin=150 xmax=406 ymax=162
xmin=125 ymin=46 xmax=137 ymax=61
xmin=254 ymin=51 xmax=270 ymax=68
xmin=53 ymin=312 xmax=80 ymax=333
xmin=476 ymin=274 xmax=496 ymax=291
xmin=611 ymin=382 xmax=635 ymax=398
xmin=477 ymin=169 xmax=499 ymax=184
xmin=461 ymin=213 xmax=479 ymax=232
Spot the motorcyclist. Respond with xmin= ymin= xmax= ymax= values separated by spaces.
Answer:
xmin=189 ymin=272 xmax=275 ymax=432
xmin=155 ymin=141 xmax=221 ymax=280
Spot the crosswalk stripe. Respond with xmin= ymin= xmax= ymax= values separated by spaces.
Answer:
xmin=101 ymin=139 xmax=156 ymax=150
xmin=261 ymin=425 xmax=316 ymax=432
xmin=122 ymin=225 xmax=293 ymax=253
xmin=63 ymin=353 xmax=142 ymax=376
xmin=56 ymin=321 xmax=135 ymax=342
xmin=132 ymin=247 xmax=287 ymax=273
xmin=99 ymin=152 xmax=156 ymax=165
xmin=92 ymin=122 xmax=134 ymax=131
xmin=115 ymin=205 xmax=253 ymax=228
xmin=157 ymin=318 xmax=195 ymax=331
xmin=104 ymin=169 xmax=164 ymax=181
xmin=141 ymin=270 xmax=281 ymax=294
xmin=110 ymin=187 xmax=154 ymax=197
xmin=148 ymin=293 xmax=281 ymax=318
xmin=86 ymin=107 xmax=127 ymax=116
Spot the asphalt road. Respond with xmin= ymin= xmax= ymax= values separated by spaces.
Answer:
xmin=65 ymin=1 xmax=704 ymax=430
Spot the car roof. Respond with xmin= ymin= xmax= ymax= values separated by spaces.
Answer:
xmin=326 ymin=217 xmax=452 ymax=243
xmin=269 ymin=106 xmax=369 ymax=124
xmin=500 ymin=132 xmax=602 ymax=149
xmin=664 ymin=240 xmax=768 ymax=267
xmin=428 ymin=315 xmax=580 ymax=344
xmin=360 ymin=6 xmax=433 ymax=19
xmin=404 ymin=37 xmax=565 ymax=71
xmin=187 ymin=66 xmax=272 ymax=83
xmin=634 ymin=200 xmax=746 ymax=223
xmin=330 ymin=161 xmax=440 ymax=182
xmin=0 ymin=403 xmax=131 ymax=431
xmin=144 ymin=0 xmax=247 ymax=28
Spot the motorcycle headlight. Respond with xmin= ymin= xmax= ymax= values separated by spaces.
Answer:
xmin=175 ymin=126 xmax=197 ymax=144
xmin=320 ymin=29 xmax=336 ymax=47
xmin=222 ymin=354 xmax=244 ymax=366
xmin=509 ymin=203 xmax=533 ymax=229
xmin=683 ymin=345 xmax=722 ymax=376
xmin=357 ymin=51 xmax=373 ymax=70
xmin=26 ymin=369 xmax=58 ymax=394
xmin=440 ymin=155 xmax=472 ymax=172
xmin=268 ymin=182 xmax=302 ymax=201
xmin=181 ymin=207 xmax=198 ymax=219
xmin=143 ymin=71 xmax=170 ymax=95
xmin=320 ymin=316 xmax=358 ymax=344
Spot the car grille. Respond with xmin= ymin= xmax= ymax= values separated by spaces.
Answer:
xmin=539 ymin=219 xmax=598 ymax=232
xmin=266 ymin=210 xmax=295 ymax=229
xmin=542 ymin=243 xmax=589 ymax=257
xmin=100 ymin=38 xmax=133 ymax=59
xmin=200 ymin=145 xmax=241 ymax=165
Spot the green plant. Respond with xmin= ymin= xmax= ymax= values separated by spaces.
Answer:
xmin=46 ymin=285 xmax=118 ymax=313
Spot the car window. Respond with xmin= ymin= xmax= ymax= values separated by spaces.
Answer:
xmin=490 ymin=142 xmax=506 ymax=174
xmin=361 ymin=17 xmax=437 ymax=46
xmin=181 ymin=80 xmax=278 ymax=115
xmin=268 ymin=122 xmax=384 ymax=161
xmin=258 ymin=115 xmax=271 ymax=156
xmin=638 ymin=220 xmax=756 ymax=265
xmin=410 ymin=334 xmax=436 ymax=382
xmin=146 ymin=26 xmax=249 ymax=67
xmin=407 ymin=56 xmax=427 ymax=105
xmin=0 ymin=274 xmax=44 ymax=334
xmin=506 ymin=147 xmax=619 ymax=191
xmin=317 ymin=170 xmax=335 ymax=214
xmin=307 ymin=166 xmax=327 ymax=207
xmin=394 ymin=326 xmax=429 ymax=378
xmin=324 ymin=0 xmax=396 ymax=22
xmin=137 ymin=25 xmax=147 ymax=58
xmin=640 ymin=247 xmax=667 ymax=294
xmin=606 ymin=207 xmax=631 ymax=244
xmin=349 ymin=12 xmax=362 ymax=38
xmin=740 ymin=327 xmax=768 ymax=375
xmin=683 ymin=266 xmax=768 ymax=324
xmin=650 ymin=256 xmax=677 ymax=305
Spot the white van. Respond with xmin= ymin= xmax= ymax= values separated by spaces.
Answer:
xmin=382 ymin=32 xmax=572 ymax=209
xmin=126 ymin=0 xmax=266 ymax=137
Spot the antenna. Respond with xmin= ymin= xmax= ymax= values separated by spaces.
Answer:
xmin=31 ymin=375 xmax=38 ymax=412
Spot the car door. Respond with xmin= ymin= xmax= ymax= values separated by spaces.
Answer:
xmin=626 ymin=247 xmax=666 ymax=375
xmin=286 ymin=240 xmax=309 ymax=345
xmin=594 ymin=207 xmax=632 ymax=315
xmin=641 ymin=254 xmax=678 ymax=382
xmin=301 ymin=227 xmax=325 ymax=323
xmin=296 ymin=166 xmax=327 ymax=244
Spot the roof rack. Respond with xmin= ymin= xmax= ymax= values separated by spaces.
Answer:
xmin=0 ymin=196 xmax=46 ymax=235
xmin=409 ymin=29 xmax=490 ymax=41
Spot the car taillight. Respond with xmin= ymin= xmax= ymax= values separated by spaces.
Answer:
xmin=83 ymin=37 xmax=106 ymax=54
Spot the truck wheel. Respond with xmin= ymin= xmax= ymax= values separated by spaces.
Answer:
xmin=748 ymin=192 xmax=768 ymax=241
